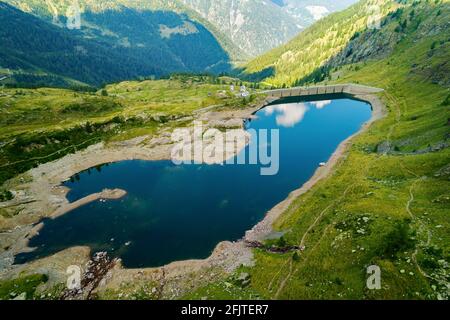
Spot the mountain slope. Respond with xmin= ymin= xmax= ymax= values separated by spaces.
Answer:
xmin=244 ymin=0 xmax=401 ymax=86
xmin=1 ymin=0 xmax=363 ymax=85
xmin=175 ymin=0 xmax=301 ymax=57
xmin=3 ymin=0 xmax=247 ymax=60
xmin=0 ymin=0 xmax=233 ymax=87
xmin=0 ymin=2 xmax=164 ymax=87
xmin=251 ymin=0 xmax=450 ymax=89
xmin=176 ymin=0 xmax=359 ymax=57
xmin=3 ymin=0 xmax=299 ymax=59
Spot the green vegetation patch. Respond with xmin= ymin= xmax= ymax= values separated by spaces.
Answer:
xmin=0 ymin=274 xmax=48 ymax=300
xmin=183 ymin=270 xmax=261 ymax=300
xmin=0 ymin=190 xmax=14 ymax=202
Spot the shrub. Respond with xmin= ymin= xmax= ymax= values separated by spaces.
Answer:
xmin=441 ymin=94 xmax=450 ymax=106
xmin=0 ymin=274 xmax=48 ymax=300
xmin=377 ymin=220 xmax=416 ymax=258
xmin=277 ymin=236 xmax=287 ymax=248
xmin=0 ymin=190 xmax=14 ymax=202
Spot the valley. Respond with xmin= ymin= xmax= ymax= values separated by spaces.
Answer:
xmin=0 ymin=0 xmax=449 ymax=301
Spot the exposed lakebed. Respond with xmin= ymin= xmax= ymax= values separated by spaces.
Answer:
xmin=16 ymin=95 xmax=371 ymax=268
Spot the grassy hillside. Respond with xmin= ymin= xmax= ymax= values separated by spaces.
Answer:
xmin=185 ymin=1 xmax=450 ymax=300
xmin=243 ymin=0 xmax=401 ymax=87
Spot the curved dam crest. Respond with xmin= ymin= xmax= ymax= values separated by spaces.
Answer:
xmin=15 ymin=93 xmax=373 ymax=268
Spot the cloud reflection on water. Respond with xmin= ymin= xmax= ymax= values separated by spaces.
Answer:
xmin=264 ymin=100 xmax=332 ymax=128
xmin=311 ymin=100 xmax=332 ymax=109
xmin=264 ymin=103 xmax=308 ymax=127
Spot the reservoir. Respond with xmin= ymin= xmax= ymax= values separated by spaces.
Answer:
xmin=15 ymin=95 xmax=372 ymax=268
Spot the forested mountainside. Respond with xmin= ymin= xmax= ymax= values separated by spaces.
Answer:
xmin=0 ymin=0 xmax=363 ymax=88
xmin=3 ymin=0 xmax=247 ymax=59
xmin=0 ymin=2 xmax=161 ymax=88
xmin=0 ymin=0 xmax=232 ymax=87
xmin=1 ymin=0 xmax=302 ymax=62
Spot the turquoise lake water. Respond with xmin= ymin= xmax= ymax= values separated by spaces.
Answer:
xmin=15 ymin=95 xmax=372 ymax=268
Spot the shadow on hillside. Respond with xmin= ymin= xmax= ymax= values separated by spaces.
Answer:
xmin=234 ymin=66 xmax=275 ymax=83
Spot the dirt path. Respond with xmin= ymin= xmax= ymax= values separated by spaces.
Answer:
xmin=273 ymin=184 xmax=355 ymax=299
xmin=400 ymin=163 xmax=435 ymax=282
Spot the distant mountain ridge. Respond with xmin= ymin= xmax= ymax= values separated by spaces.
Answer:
xmin=175 ymin=0 xmax=300 ymax=57
xmin=4 ymin=0 xmax=359 ymax=58
xmin=271 ymin=0 xmax=359 ymax=27
xmin=176 ymin=0 xmax=359 ymax=57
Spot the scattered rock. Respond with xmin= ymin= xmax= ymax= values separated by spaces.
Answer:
xmin=13 ymin=292 xmax=27 ymax=300
xmin=376 ymin=141 xmax=392 ymax=154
